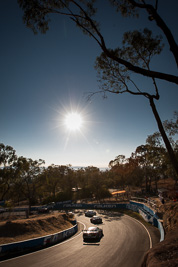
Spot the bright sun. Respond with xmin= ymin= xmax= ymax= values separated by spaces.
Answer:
xmin=65 ymin=112 xmax=83 ymax=131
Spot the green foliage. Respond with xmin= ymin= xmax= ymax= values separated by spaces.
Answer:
xmin=42 ymin=190 xmax=73 ymax=204
xmin=0 ymin=144 xmax=17 ymax=201
xmin=108 ymin=112 xmax=178 ymax=191
xmin=10 ymin=156 xmax=45 ymax=209
xmin=0 ymin=143 xmax=17 ymax=167
xmin=76 ymin=186 xmax=93 ymax=200
xmin=0 ymin=120 xmax=177 ymax=205
xmin=42 ymin=195 xmax=55 ymax=205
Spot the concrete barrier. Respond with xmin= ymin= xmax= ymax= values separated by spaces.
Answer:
xmin=0 ymin=200 xmax=164 ymax=259
xmin=128 ymin=201 xmax=164 ymax=242
xmin=56 ymin=202 xmax=164 ymax=242
xmin=0 ymin=222 xmax=78 ymax=259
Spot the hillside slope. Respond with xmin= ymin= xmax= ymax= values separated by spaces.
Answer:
xmin=142 ymin=202 xmax=178 ymax=267
xmin=0 ymin=212 xmax=73 ymax=245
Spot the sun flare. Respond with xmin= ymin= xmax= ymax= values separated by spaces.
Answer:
xmin=65 ymin=112 xmax=83 ymax=131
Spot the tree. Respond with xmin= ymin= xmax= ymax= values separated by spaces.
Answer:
xmin=146 ymin=112 xmax=178 ymax=183
xmin=95 ymin=28 xmax=178 ymax=176
xmin=74 ymin=168 xmax=93 ymax=200
xmin=0 ymin=143 xmax=17 ymax=167
xmin=41 ymin=164 xmax=64 ymax=199
xmin=58 ymin=165 xmax=74 ymax=194
xmin=109 ymin=155 xmax=129 ymax=189
xmin=14 ymin=157 xmax=45 ymax=210
xmin=18 ymin=0 xmax=178 ymax=84
xmin=109 ymin=155 xmax=127 ymax=168
xmin=84 ymin=166 xmax=101 ymax=200
xmin=18 ymin=0 xmax=178 ymax=174
xmin=0 ymin=143 xmax=17 ymax=201
xmin=132 ymin=145 xmax=153 ymax=192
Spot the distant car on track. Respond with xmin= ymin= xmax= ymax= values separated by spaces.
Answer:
xmin=84 ymin=210 xmax=96 ymax=217
xmin=90 ymin=215 xmax=102 ymax=224
xmin=83 ymin=226 xmax=103 ymax=242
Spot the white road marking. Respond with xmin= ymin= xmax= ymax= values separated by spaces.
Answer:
xmin=124 ymin=214 xmax=153 ymax=249
xmin=0 ymin=221 xmax=86 ymax=263
xmin=0 ymin=214 xmax=152 ymax=264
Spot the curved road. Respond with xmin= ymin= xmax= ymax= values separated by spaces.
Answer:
xmin=0 ymin=210 xmax=159 ymax=267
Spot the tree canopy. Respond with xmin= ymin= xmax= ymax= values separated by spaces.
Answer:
xmin=0 ymin=113 xmax=177 ymax=206
xmin=18 ymin=0 xmax=178 ymax=83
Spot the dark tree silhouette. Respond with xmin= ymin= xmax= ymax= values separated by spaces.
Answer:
xmin=18 ymin=0 xmax=178 ymax=175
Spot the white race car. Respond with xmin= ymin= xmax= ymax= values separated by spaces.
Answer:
xmin=83 ymin=226 xmax=103 ymax=242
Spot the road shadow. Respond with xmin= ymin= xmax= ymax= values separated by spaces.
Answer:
xmin=75 ymin=209 xmax=125 ymax=222
xmin=97 ymin=210 xmax=124 ymax=222
xmin=74 ymin=210 xmax=84 ymax=217
xmin=91 ymin=222 xmax=103 ymax=225
xmin=83 ymin=240 xmax=100 ymax=246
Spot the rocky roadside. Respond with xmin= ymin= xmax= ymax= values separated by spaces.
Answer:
xmin=142 ymin=202 xmax=178 ymax=267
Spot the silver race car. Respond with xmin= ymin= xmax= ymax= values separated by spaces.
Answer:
xmin=83 ymin=226 xmax=103 ymax=242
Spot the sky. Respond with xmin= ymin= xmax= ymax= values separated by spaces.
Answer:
xmin=0 ymin=1 xmax=178 ymax=169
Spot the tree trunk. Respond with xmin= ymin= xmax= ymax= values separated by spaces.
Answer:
xmin=145 ymin=176 xmax=148 ymax=192
xmin=149 ymin=97 xmax=178 ymax=176
xmin=155 ymin=177 xmax=158 ymax=192
xmin=1 ymin=183 xmax=10 ymax=201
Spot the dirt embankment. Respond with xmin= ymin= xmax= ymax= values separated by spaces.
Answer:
xmin=142 ymin=202 xmax=178 ymax=267
xmin=0 ymin=212 xmax=74 ymax=245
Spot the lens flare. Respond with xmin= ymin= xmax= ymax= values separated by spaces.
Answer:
xmin=65 ymin=112 xmax=83 ymax=131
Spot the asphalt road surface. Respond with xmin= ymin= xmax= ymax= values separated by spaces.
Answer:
xmin=0 ymin=210 xmax=160 ymax=267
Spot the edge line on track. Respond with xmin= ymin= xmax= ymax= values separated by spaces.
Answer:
xmin=0 ymin=221 xmax=86 ymax=263
xmin=124 ymin=214 xmax=153 ymax=249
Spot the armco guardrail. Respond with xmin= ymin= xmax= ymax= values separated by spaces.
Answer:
xmin=0 ymin=222 xmax=78 ymax=259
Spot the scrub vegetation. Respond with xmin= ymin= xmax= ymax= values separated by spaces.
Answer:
xmin=0 ymin=212 xmax=74 ymax=245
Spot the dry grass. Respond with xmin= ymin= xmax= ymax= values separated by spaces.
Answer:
xmin=0 ymin=212 xmax=73 ymax=245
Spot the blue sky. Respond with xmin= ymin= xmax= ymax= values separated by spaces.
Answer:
xmin=1 ymin=1 xmax=178 ymax=168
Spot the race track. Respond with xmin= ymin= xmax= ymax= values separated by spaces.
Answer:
xmin=0 ymin=210 xmax=159 ymax=267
